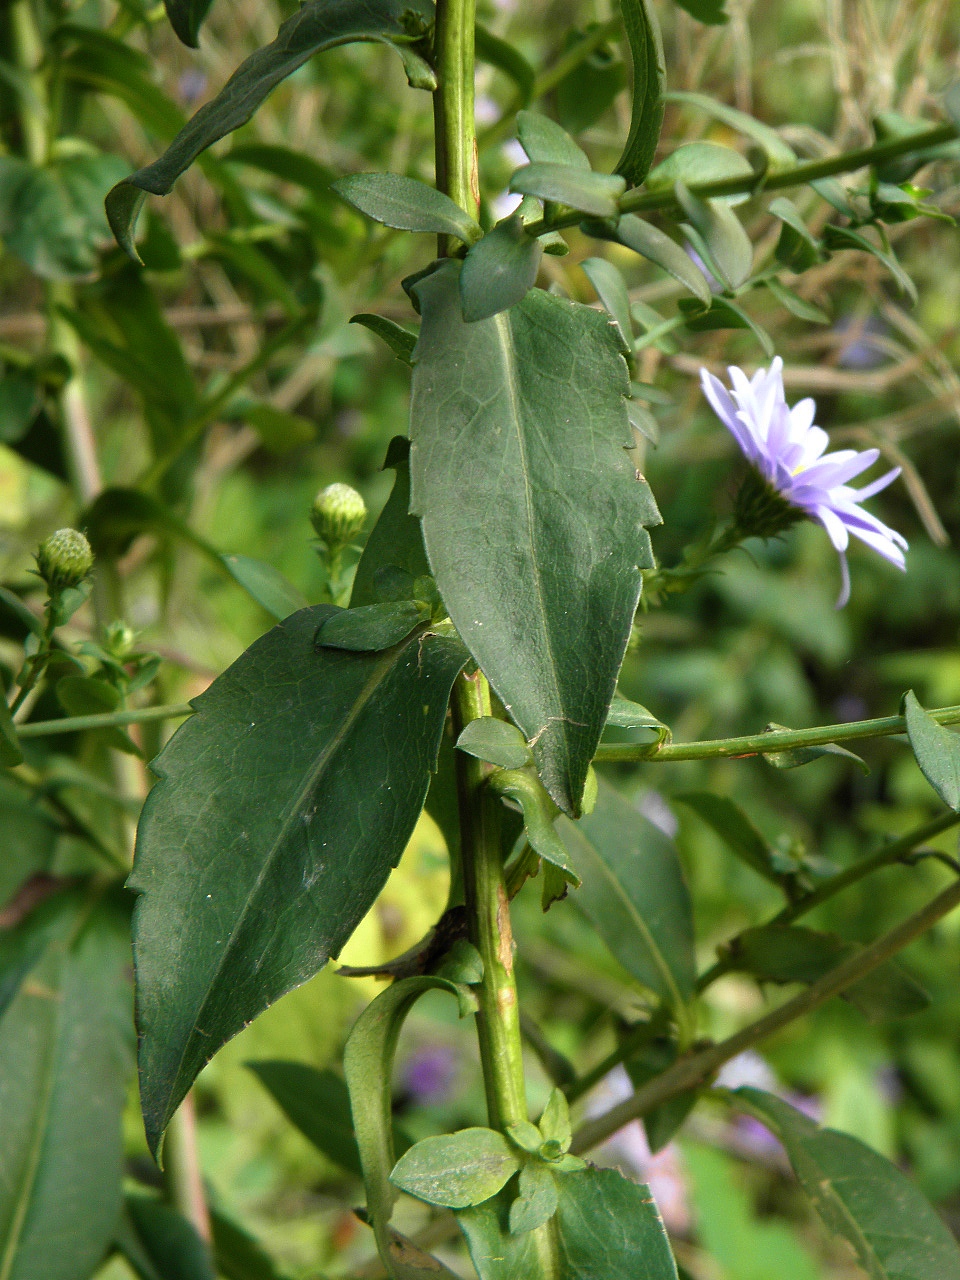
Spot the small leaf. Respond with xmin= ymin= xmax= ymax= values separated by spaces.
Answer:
xmin=163 ymin=0 xmax=214 ymax=46
xmin=334 ymin=173 xmax=482 ymax=245
xmin=665 ymin=92 xmax=796 ymax=169
xmin=592 ymin=213 xmax=712 ymax=305
xmin=604 ymin=693 xmax=670 ymax=743
xmin=676 ymin=180 xmax=753 ymax=289
xmin=581 ymin=257 xmax=634 ymax=349
xmin=506 ymin=1121 xmax=544 ymax=1154
xmin=350 ymin=437 xmax=430 ymax=609
xmin=490 ymin=767 xmax=580 ymax=887
xmin=221 ymin=554 xmax=309 ymax=621
xmin=733 ymin=1088 xmax=960 ymax=1280
xmin=456 ymin=717 xmax=532 ymax=770
xmin=558 ymin=779 xmax=696 ymax=1010
xmin=764 ymin=279 xmax=831 ymax=325
xmin=350 ymin=314 xmax=417 ymax=365
xmin=678 ymin=296 xmax=773 ymax=355
xmin=391 ymin=1129 xmax=521 ymax=1209
xmin=614 ymin=0 xmax=666 ymax=187
xmin=822 ymin=224 xmax=917 ymax=304
xmin=317 ymin=601 xmax=427 ymax=652
xmin=769 ymin=196 xmax=823 ymax=272
xmin=646 ymin=141 xmax=754 ymax=194
xmin=762 ymin=723 xmax=866 ymax=771
xmin=555 ymin=1167 xmax=679 ymax=1279
xmin=476 ymin=26 xmax=535 ymax=105
xmin=509 ymin=1163 xmax=558 ymax=1234
xmin=516 ymin=111 xmax=590 ymax=168
xmin=460 ymin=216 xmax=543 ymax=322
xmin=433 ymin=938 xmax=484 ymax=986
xmin=677 ymin=792 xmax=782 ymax=884
xmin=904 ymin=690 xmax=960 ymax=810
xmin=538 ymin=1088 xmax=572 ymax=1150
xmin=509 ymin=163 xmax=626 ymax=217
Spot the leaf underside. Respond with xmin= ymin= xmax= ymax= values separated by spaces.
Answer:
xmin=129 ymin=605 xmax=466 ymax=1155
xmin=408 ymin=260 xmax=660 ymax=816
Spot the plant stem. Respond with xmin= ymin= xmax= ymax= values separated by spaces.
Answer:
xmin=433 ymin=0 xmax=479 ymax=235
xmin=594 ymin=702 xmax=960 ymax=764
xmin=17 ymin=703 xmax=194 ymax=738
xmin=526 ymin=120 xmax=958 ymax=238
xmin=571 ymin=872 xmax=960 ymax=1154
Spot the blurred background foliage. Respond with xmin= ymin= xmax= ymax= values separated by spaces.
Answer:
xmin=3 ymin=0 xmax=960 ymax=1273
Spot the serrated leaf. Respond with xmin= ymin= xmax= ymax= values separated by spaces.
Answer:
xmin=248 ymin=1061 xmax=371 ymax=1176
xmin=555 ymin=1167 xmax=678 ymax=1278
xmin=588 ymin=213 xmax=711 ymax=305
xmin=391 ymin=1129 xmax=520 ymax=1209
xmin=509 ymin=1163 xmax=558 ymax=1234
xmin=106 ymin=0 xmax=434 ymax=253
xmin=334 ymin=173 xmax=481 ymax=244
xmin=676 ymin=180 xmax=753 ymax=288
xmin=163 ymin=0 xmax=214 ymax=46
xmin=734 ymin=1088 xmax=960 ymax=1280
xmin=581 ymin=257 xmax=634 ymax=348
xmin=460 ymin=216 xmax=543 ymax=322
xmin=516 ymin=111 xmax=590 ymax=168
xmin=456 ymin=717 xmax=532 ymax=770
xmin=509 ymin=163 xmax=625 ymax=217
xmin=408 ymin=259 xmax=660 ymax=815
xmin=0 ymin=893 xmax=133 ymax=1280
xmin=727 ymin=925 xmax=929 ymax=1022
xmin=615 ymin=0 xmax=665 ymax=186
xmin=221 ymin=555 xmax=309 ymax=621
xmin=129 ymin=606 xmax=467 ymax=1155
xmin=350 ymin=314 xmax=417 ymax=365
xmin=904 ymin=690 xmax=960 ymax=810
xmin=351 ymin=437 xmax=430 ymax=608
xmin=665 ymin=92 xmax=796 ymax=169
xmin=558 ymin=779 xmax=696 ymax=1009
xmin=677 ymin=791 xmax=782 ymax=883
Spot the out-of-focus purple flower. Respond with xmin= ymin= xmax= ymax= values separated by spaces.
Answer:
xmin=834 ymin=315 xmax=888 ymax=370
xmin=177 ymin=70 xmax=208 ymax=105
xmin=701 ymin=357 xmax=907 ymax=607
xmin=399 ymin=1044 xmax=458 ymax=1105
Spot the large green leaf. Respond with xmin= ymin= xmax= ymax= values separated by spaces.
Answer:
xmin=106 ymin=0 xmax=434 ymax=254
xmin=129 ymin=606 xmax=466 ymax=1155
xmin=0 ymin=893 xmax=134 ymax=1280
xmin=558 ymin=780 xmax=696 ymax=1011
xmin=408 ymin=260 xmax=660 ymax=816
xmin=614 ymin=0 xmax=666 ymax=186
xmin=555 ymin=1166 xmax=678 ymax=1277
xmin=734 ymin=1088 xmax=960 ymax=1280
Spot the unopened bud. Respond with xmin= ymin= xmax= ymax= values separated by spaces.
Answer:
xmin=105 ymin=619 xmax=136 ymax=660
xmin=35 ymin=528 xmax=93 ymax=593
xmin=311 ymin=483 xmax=367 ymax=550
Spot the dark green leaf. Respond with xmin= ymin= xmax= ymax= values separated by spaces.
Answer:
xmin=409 ymin=260 xmax=660 ymax=815
xmin=769 ymin=197 xmax=823 ymax=272
xmin=248 ymin=1061 xmax=364 ymax=1176
xmin=676 ymin=181 xmax=753 ymax=289
xmin=646 ymin=141 xmax=753 ymax=193
xmin=822 ymin=224 xmax=917 ymax=304
xmin=727 ymin=925 xmax=929 ymax=1021
xmin=614 ymin=0 xmax=665 ymax=186
xmin=509 ymin=163 xmax=625 ymax=217
xmin=516 ymin=111 xmax=590 ymax=168
xmin=129 ymin=606 xmax=467 ymax=1155
xmin=210 ymin=1208 xmax=293 ymax=1280
xmin=317 ymin=601 xmax=427 ymax=651
xmin=677 ymin=791 xmax=781 ymax=883
xmin=904 ymin=691 xmax=960 ymax=810
xmin=391 ymin=1129 xmax=520 ymax=1209
xmin=762 ymin=723 xmax=866 ymax=771
xmin=122 ymin=1196 xmax=216 ymax=1280
xmin=55 ymin=27 xmax=185 ymax=139
xmin=679 ymin=296 xmax=774 ymax=355
xmin=764 ymin=279 xmax=831 ymax=325
xmin=664 ymin=92 xmax=796 ymax=169
xmin=581 ymin=257 xmax=634 ymax=348
xmin=623 ymin=1038 xmax=697 ymax=1152
xmin=587 ymin=213 xmax=712 ymax=305
xmin=0 ymin=374 xmax=40 ymax=446
xmin=673 ymin=0 xmax=727 ymax=22
xmin=490 ymin=768 xmax=580 ymax=886
xmin=350 ymin=315 xmax=418 ymax=365
xmin=163 ymin=0 xmax=214 ymax=46
xmin=0 ymin=697 xmax=23 ymax=767
xmin=460 ymin=216 xmax=543 ymax=322
xmin=734 ymin=1088 xmax=960 ymax=1280
xmin=476 ymin=25 xmax=534 ymax=105
xmin=456 ymin=717 xmax=532 ymax=770
xmin=0 ymin=893 xmax=134 ymax=1280
xmin=237 ymin=403 xmax=316 ymax=454
xmin=350 ymin=437 xmax=431 ymax=608
xmin=225 ymin=142 xmax=335 ymax=194
xmin=555 ymin=1166 xmax=678 ymax=1278
xmin=334 ymin=173 xmax=481 ymax=244
xmin=509 ymin=1163 xmax=558 ymax=1234
xmin=558 ymin=778 xmax=696 ymax=1009
xmin=555 ymin=30 xmax=625 ymax=135
xmin=56 ymin=675 xmax=138 ymax=754
xmin=106 ymin=0 xmax=434 ymax=252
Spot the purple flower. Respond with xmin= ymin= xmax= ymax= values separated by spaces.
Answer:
xmin=701 ymin=357 xmax=907 ymax=606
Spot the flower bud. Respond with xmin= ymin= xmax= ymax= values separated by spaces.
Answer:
xmin=311 ymin=483 xmax=367 ymax=550
xmin=105 ymin=619 xmax=136 ymax=660
xmin=35 ymin=528 xmax=93 ymax=593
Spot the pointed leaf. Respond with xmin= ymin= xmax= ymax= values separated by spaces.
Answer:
xmin=334 ymin=173 xmax=481 ymax=244
xmin=509 ymin=1163 xmax=558 ymax=1234
xmin=614 ymin=0 xmax=665 ymax=185
xmin=676 ymin=180 xmax=753 ymax=288
xmin=822 ymin=224 xmax=917 ymax=304
xmin=351 ymin=437 xmax=430 ymax=608
xmin=129 ymin=607 xmax=467 ymax=1155
xmin=678 ymin=295 xmax=774 ymax=356
xmin=350 ymin=315 xmax=417 ymax=365
xmin=904 ymin=690 xmax=960 ymax=810
xmin=664 ymin=92 xmax=796 ymax=169
xmin=490 ymin=768 xmax=580 ymax=885
xmin=221 ymin=554 xmax=309 ymax=621
xmin=163 ymin=0 xmax=214 ymax=47
xmin=509 ymin=163 xmax=626 ymax=217
xmin=408 ymin=259 xmax=660 ymax=815
xmin=460 ymin=216 xmax=543 ymax=322
xmin=516 ymin=111 xmax=590 ymax=168
xmin=106 ymin=0 xmax=434 ymax=251
xmin=587 ymin=213 xmax=712 ymax=305
xmin=677 ymin=791 xmax=781 ymax=883
xmin=558 ymin=778 xmax=696 ymax=1009
xmin=456 ymin=717 xmax=532 ymax=770
xmin=769 ymin=197 xmax=823 ymax=272
xmin=391 ymin=1129 xmax=520 ymax=1208
xmin=762 ymin=723 xmax=866 ymax=771
xmin=554 ymin=1166 xmax=678 ymax=1278
xmin=581 ymin=256 xmax=634 ymax=348
xmin=764 ymin=279 xmax=831 ymax=325
xmin=734 ymin=1088 xmax=960 ymax=1280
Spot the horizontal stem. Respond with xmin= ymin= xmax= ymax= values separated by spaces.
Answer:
xmin=571 ymin=873 xmax=960 ymax=1153
xmin=594 ymin=703 xmax=960 ymax=764
xmin=18 ymin=703 xmax=193 ymax=738
xmin=526 ymin=121 xmax=957 ymax=237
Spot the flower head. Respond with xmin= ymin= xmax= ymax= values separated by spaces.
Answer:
xmin=701 ymin=358 xmax=907 ymax=606
xmin=310 ymin=482 xmax=367 ymax=551
xmin=35 ymin=528 xmax=93 ymax=593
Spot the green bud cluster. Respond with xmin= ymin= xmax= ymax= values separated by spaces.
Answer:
xmin=732 ymin=467 xmax=805 ymax=542
xmin=310 ymin=483 xmax=367 ymax=551
xmin=35 ymin=528 xmax=94 ymax=593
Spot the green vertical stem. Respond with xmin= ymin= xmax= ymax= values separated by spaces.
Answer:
xmin=432 ymin=0 xmax=479 ymax=240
